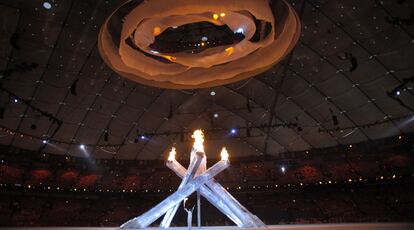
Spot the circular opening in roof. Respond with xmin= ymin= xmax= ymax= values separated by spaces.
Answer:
xmin=149 ymin=21 xmax=244 ymax=54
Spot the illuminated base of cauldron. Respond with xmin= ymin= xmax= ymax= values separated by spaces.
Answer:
xmin=1 ymin=223 xmax=413 ymax=230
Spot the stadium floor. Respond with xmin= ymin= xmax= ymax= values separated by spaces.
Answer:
xmin=1 ymin=223 xmax=414 ymax=230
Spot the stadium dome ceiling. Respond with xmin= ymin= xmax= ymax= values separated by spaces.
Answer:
xmin=0 ymin=0 xmax=413 ymax=160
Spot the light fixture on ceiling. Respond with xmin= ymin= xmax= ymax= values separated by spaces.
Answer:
xmin=210 ymin=91 xmax=216 ymax=96
xmin=213 ymin=113 xmax=219 ymax=118
xmin=153 ymin=26 xmax=161 ymax=36
xmin=230 ymin=128 xmax=237 ymax=135
xmin=225 ymin=47 xmax=234 ymax=56
xmin=235 ymin=28 xmax=244 ymax=34
xmin=80 ymin=144 xmax=85 ymax=149
xmin=43 ymin=2 xmax=52 ymax=10
xmin=395 ymin=90 xmax=401 ymax=96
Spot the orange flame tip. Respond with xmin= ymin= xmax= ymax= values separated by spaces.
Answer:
xmin=168 ymin=147 xmax=176 ymax=161
xmin=220 ymin=147 xmax=229 ymax=161
xmin=192 ymin=129 xmax=205 ymax=152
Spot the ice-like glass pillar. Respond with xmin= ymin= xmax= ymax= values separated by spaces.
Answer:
xmin=120 ymin=130 xmax=266 ymax=229
xmin=166 ymin=159 xmax=244 ymax=227
xmin=160 ymin=150 xmax=204 ymax=228
xmin=120 ymin=160 xmax=229 ymax=229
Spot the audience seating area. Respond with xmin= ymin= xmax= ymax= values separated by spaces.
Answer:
xmin=0 ymin=137 xmax=413 ymax=227
xmin=1 ymin=181 xmax=413 ymax=227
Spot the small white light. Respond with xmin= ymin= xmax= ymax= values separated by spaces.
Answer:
xmin=281 ymin=166 xmax=286 ymax=173
xmin=201 ymin=36 xmax=208 ymax=42
xmin=230 ymin=129 xmax=237 ymax=135
xmin=42 ymin=140 xmax=47 ymax=144
xmin=210 ymin=91 xmax=216 ymax=96
xmin=43 ymin=2 xmax=52 ymax=9
xmin=395 ymin=90 xmax=401 ymax=96
xmin=140 ymin=135 xmax=146 ymax=140
xmin=235 ymin=28 xmax=244 ymax=34
xmin=14 ymin=99 xmax=18 ymax=103
xmin=213 ymin=113 xmax=219 ymax=118
xmin=80 ymin=144 xmax=85 ymax=149
xmin=150 ymin=50 xmax=159 ymax=54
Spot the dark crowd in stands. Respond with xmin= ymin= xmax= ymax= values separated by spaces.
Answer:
xmin=1 ymin=134 xmax=413 ymax=227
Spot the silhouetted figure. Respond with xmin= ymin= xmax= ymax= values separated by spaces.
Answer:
xmin=183 ymin=198 xmax=195 ymax=229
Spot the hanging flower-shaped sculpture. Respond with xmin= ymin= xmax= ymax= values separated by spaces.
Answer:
xmin=98 ymin=0 xmax=301 ymax=89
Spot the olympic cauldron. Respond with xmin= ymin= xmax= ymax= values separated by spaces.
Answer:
xmin=120 ymin=130 xmax=265 ymax=229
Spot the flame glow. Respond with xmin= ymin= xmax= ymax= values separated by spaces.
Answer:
xmin=220 ymin=147 xmax=229 ymax=161
xmin=153 ymin=26 xmax=161 ymax=36
xmin=192 ymin=129 xmax=205 ymax=152
xmin=225 ymin=47 xmax=234 ymax=56
xmin=168 ymin=147 xmax=176 ymax=161
xmin=162 ymin=55 xmax=177 ymax=61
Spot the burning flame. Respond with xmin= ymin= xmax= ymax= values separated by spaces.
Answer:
xmin=168 ymin=147 xmax=176 ymax=161
xmin=220 ymin=147 xmax=229 ymax=161
xmin=192 ymin=129 xmax=205 ymax=152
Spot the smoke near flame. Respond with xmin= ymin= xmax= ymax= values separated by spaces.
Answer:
xmin=220 ymin=147 xmax=229 ymax=161
xmin=192 ymin=129 xmax=205 ymax=152
xmin=168 ymin=147 xmax=176 ymax=161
